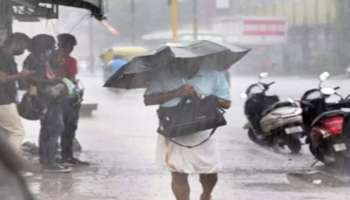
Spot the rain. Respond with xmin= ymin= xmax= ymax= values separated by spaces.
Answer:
xmin=1 ymin=0 xmax=350 ymax=200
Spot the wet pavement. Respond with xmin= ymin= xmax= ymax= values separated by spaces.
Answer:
xmin=21 ymin=74 xmax=350 ymax=200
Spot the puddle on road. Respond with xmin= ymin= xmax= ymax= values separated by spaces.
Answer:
xmin=242 ymin=182 xmax=292 ymax=191
xmin=286 ymin=169 xmax=350 ymax=188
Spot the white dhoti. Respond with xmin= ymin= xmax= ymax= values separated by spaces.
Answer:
xmin=0 ymin=103 xmax=25 ymax=150
xmin=156 ymin=130 xmax=221 ymax=174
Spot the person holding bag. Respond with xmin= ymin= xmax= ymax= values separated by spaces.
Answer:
xmin=143 ymin=65 xmax=231 ymax=200
xmin=53 ymin=33 xmax=88 ymax=166
xmin=23 ymin=34 xmax=71 ymax=173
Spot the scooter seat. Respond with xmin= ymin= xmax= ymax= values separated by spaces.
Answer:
xmin=260 ymin=105 xmax=303 ymax=133
xmin=262 ymin=101 xmax=298 ymax=116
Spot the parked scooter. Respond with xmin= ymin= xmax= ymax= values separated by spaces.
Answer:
xmin=242 ymin=73 xmax=304 ymax=153
xmin=301 ymin=72 xmax=350 ymax=166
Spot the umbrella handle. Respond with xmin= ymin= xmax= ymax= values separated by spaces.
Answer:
xmin=192 ymin=85 xmax=206 ymax=99
xmin=180 ymin=78 xmax=205 ymax=98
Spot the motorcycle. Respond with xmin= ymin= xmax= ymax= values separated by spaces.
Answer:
xmin=242 ymin=73 xmax=304 ymax=153
xmin=301 ymin=72 xmax=350 ymax=166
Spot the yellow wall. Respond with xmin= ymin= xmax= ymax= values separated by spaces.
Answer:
xmin=241 ymin=0 xmax=337 ymax=26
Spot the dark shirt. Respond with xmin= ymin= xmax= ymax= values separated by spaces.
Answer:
xmin=23 ymin=53 xmax=48 ymax=80
xmin=24 ymin=53 xmax=63 ymax=80
xmin=23 ymin=53 xmax=66 ymax=105
xmin=0 ymin=49 xmax=18 ymax=105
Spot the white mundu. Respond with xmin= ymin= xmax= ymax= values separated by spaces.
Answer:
xmin=0 ymin=103 xmax=25 ymax=150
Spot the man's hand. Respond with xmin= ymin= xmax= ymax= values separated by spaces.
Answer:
xmin=176 ymin=84 xmax=197 ymax=97
xmin=218 ymin=99 xmax=231 ymax=109
xmin=0 ymin=69 xmax=35 ymax=83
xmin=144 ymin=84 xmax=197 ymax=106
xmin=0 ymin=71 xmax=7 ymax=83
xmin=19 ymin=69 xmax=35 ymax=79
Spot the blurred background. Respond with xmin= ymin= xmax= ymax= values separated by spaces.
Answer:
xmin=2 ymin=0 xmax=350 ymax=76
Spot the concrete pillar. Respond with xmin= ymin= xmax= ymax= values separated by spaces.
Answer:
xmin=0 ymin=0 xmax=12 ymax=45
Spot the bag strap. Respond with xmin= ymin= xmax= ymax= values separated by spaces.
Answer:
xmin=168 ymin=127 xmax=217 ymax=149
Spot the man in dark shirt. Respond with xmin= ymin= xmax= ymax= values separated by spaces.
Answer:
xmin=0 ymin=32 xmax=32 ymax=154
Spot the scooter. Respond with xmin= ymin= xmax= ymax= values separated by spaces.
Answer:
xmin=301 ymin=72 xmax=350 ymax=166
xmin=242 ymin=73 xmax=304 ymax=153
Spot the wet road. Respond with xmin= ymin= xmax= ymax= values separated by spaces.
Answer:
xmin=22 ymin=75 xmax=350 ymax=200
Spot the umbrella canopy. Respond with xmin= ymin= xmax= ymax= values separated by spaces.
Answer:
xmin=104 ymin=40 xmax=250 ymax=89
xmin=104 ymin=56 xmax=153 ymax=89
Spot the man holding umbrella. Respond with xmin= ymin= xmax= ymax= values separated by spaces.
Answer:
xmin=105 ymin=41 xmax=249 ymax=200
xmin=143 ymin=62 xmax=231 ymax=200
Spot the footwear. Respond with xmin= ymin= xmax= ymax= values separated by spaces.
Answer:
xmin=200 ymin=194 xmax=212 ymax=200
xmin=42 ymin=164 xmax=72 ymax=173
xmin=56 ymin=158 xmax=75 ymax=167
xmin=62 ymin=157 xmax=90 ymax=166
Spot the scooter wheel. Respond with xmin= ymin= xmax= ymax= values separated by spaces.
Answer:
xmin=309 ymin=144 xmax=320 ymax=160
xmin=309 ymin=144 xmax=335 ymax=165
xmin=248 ymin=128 xmax=266 ymax=146
xmin=287 ymin=136 xmax=302 ymax=154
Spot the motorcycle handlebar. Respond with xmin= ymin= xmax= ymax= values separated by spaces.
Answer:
xmin=262 ymin=81 xmax=275 ymax=90
xmin=267 ymin=81 xmax=275 ymax=86
xmin=245 ymin=81 xmax=276 ymax=95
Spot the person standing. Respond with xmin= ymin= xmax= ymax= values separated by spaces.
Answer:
xmin=0 ymin=33 xmax=32 ymax=154
xmin=23 ymin=34 xmax=71 ymax=173
xmin=143 ymin=65 xmax=231 ymax=200
xmin=54 ymin=33 xmax=88 ymax=165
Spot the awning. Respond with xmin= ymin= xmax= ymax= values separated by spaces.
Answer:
xmin=40 ymin=0 xmax=105 ymax=20
xmin=12 ymin=0 xmax=105 ymax=21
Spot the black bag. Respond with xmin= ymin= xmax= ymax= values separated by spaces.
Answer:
xmin=18 ymin=93 xmax=45 ymax=120
xmin=157 ymin=95 xmax=227 ymax=148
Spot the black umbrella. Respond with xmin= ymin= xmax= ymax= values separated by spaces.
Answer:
xmin=103 ymin=56 xmax=153 ymax=89
xmin=104 ymin=40 xmax=250 ymax=89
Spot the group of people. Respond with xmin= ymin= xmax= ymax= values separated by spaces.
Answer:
xmin=0 ymin=32 xmax=87 ymax=174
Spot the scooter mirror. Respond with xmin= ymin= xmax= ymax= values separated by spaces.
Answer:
xmin=321 ymin=87 xmax=336 ymax=96
xmin=319 ymin=72 xmax=330 ymax=81
xmin=240 ymin=93 xmax=248 ymax=99
xmin=259 ymin=72 xmax=269 ymax=80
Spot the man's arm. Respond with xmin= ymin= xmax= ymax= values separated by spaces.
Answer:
xmin=217 ymin=98 xmax=231 ymax=109
xmin=0 ymin=69 xmax=34 ymax=83
xmin=144 ymin=84 xmax=196 ymax=106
